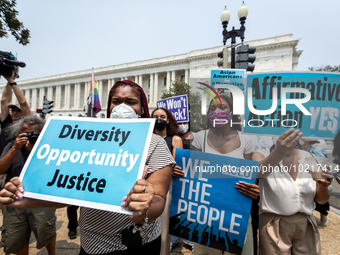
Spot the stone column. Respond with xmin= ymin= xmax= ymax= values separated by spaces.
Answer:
xmin=149 ymin=74 xmax=154 ymax=103
xmin=139 ymin=75 xmax=143 ymax=88
xmin=75 ymin=83 xmax=80 ymax=108
xmin=47 ymin=87 xmax=53 ymax=101
xmin=134 ymin=75 xmax=138 ymax=84
xmin=185 ymin=69 xmax=189 ymax=84
xmin=154 ymin=73 xmax=159 ymax=102
xmin=97 ymin=80 xmax=102 ymax=105
xmin=31 ymin=88 xmax=37 ymax=110
xmin=64 ymin=84 xmax=70 ymax=109
xmin=124 ymin=77 xmax=128 ymax=81
xmin=171 ymin=71 xmax=176 ymax=84
xmin=39 ymin=88 xmax=44 ymax=108
xmin=166 ymin=71 xmax=170 ymax=90
xmin=12 ymin=92 xmax=17 ymax=105
xmin=84 ymin=82 xmax=89 ymax=104
xmin=24 ymin=89 xmax=30 ymax=108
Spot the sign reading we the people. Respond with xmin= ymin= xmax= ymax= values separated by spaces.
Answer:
xmin=170 ymin=149 xmax=257 ymax=254
xmin=20 ymin=117 xmax=155 ymax=214
xmin=243 ymin=72 xmax=340 ymax=138
xmin=156 ymin=94 xmax=189 ymax=123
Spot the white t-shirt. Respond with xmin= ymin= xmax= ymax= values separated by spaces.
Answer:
xmin=192 ymin=129 xmax=253 ymax=159
xmin=257 ymin=149 xmax=316 ymax=216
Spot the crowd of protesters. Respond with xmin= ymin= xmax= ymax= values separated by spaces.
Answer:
xmin=0 ymin=73 xmax=337 ymax=255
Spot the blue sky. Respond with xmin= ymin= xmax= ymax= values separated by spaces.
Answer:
xmin=0 ymin=0 xmax=338 ymax=81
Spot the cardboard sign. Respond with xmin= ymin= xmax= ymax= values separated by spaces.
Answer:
xmin=244 ymin=72 xmax=340 ymax=138
xmin=20 ymin=117 xmax=155 ymax=214
xmin=169 ymin=149 xmax=257 ymax=254
xmin=156 ymin=95 xmax=189 ymax=123
xmin=211 ymin=69 xmax=246 ymax=91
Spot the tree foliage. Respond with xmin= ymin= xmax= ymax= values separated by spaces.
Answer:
xmin=308 ymin=65 xmax=340 ymax=72
xmin=161 ymin=80 xmax=205 ymax=129
xmin=0 ymin=0 xmax=30 ymax=45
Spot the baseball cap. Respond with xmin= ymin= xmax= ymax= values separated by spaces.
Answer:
xmin=8 ymin=103 xmax=22 ymax=111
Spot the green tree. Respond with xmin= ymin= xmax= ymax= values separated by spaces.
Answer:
xmin=308 ymin=65 xmax=340 ymax=72
xmin=0 ymin=0 xmax=30 ymax=45
xmin=161 ymin=80 xmax=205 ymax=129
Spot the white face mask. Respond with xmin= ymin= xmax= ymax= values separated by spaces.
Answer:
xmin=178 ymin=124 xmax=189 ymax=134
xmin=110 ymin=103 xmax=140 ymax=119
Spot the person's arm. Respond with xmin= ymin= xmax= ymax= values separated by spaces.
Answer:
xmin=123 ymin=164 xmax=172 ymax=224
xmin=172 ymin=135 xmax=184 ymax=177
xmin=0 ymin=177 xmax=67 ymax=208
xmin=314 ymin=167 xmax=333 ymax=204
xmin=1 ymin=84 xmax=12 ymax=122
xmin=4 ymin=72 xmax=31 ymax=116
xmin=256 ymin=129 xmax=303 ymax=178
xmin=0 ymin=134 xmax=28 ymax=174
xmin=172 ymin=135 xmax=183 ymax=158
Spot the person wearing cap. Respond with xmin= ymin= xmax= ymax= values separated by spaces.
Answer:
xmin=1 ymin=71 xmax=32 ymax=156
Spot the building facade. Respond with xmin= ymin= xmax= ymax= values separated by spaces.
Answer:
xmin=0 ymin=34 xmax=302 ymax=118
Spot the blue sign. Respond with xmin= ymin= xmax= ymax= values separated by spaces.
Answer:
xmin=156 ymin=94 xmax=189 ymax=123
xmin=20 ymin=117 xmax=155 ymax=214
xmin=211 ymin=69 xmax=246 ymax=91
xmin=170 ymin=149 xmax=257 ymax=253
xmin=244 ymin=72 xmax=340 ymax=138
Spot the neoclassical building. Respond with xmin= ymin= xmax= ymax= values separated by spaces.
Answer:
xmin=0 ymin=34 xmax=302 ymax=118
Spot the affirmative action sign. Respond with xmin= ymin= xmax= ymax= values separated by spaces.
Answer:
xmin=170 ymin=149 xmax=257 ymax=254
xmin=156 ymin=94 xmax=189 ymax=123
xmin=20 ymin=117 xmax=155 ymax=214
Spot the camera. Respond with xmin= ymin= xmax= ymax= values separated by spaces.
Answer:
xmin=24 ymin=131 xmax=40 ymax=145
xmin=0 ymin=51 xmax=26 ymax=78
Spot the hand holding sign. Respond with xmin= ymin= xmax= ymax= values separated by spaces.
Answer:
xmin=122 ymin=179 xmax=154 ymax=224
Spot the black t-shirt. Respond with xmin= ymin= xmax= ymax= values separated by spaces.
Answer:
xmin=0 ymin=140 xmax=30 ymax=183
xmin=0 ymin=114 xmax=12 ymax=156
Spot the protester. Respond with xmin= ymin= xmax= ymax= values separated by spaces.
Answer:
xmin=191 ymin=94 xmax=259 ymax=255
xmin=67 ymin=205 xmax=79 ymax=239
xmin=253 ymin=135 xmax=333 ymax=255
xmin=298 ymin=138 xmax=331 ymax=226
xmin=151 ymin=107 xmax=183 ymax=254
xmin=177 ymin=121 xmax=195 ymax=150
xmin=0 ymin=115 xmax=56 ymax=255
xmin=0 ymin=80 xmax=175 ymax=255
xmin=1 ymin=71 xmax=32 ymax=156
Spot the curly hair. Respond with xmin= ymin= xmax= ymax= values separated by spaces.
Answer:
xmin=206 ymin=94 xmax=241 ymax=131
xmin=6 ymin=115 xmax=45 ymax=140
xmin=151 ymin=108 xmax=179 ymax=136
xmin=106 ymin=80 xmax=150 ymax=118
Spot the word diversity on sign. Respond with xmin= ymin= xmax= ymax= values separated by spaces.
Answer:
xmin=20 ymin=117 xmax=155 ymax=214
xmin=156 ymin=94 xmax=189 ymax=123
xmin=170 ymin=149 xmax=257 ymax=254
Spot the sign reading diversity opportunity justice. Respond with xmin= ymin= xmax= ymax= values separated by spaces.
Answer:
xmin=157 ymin=94 xmax=189 ymax=123
xmin=20 ymin=117 xmax=155 ymax=214
xmin=170 ymin=149 xmax=257 ymax=254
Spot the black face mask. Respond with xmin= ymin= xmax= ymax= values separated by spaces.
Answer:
xmin=154 ymin=119 xmax=167 ymax=131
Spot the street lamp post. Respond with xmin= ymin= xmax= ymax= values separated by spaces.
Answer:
xmin=220 ymin=2 xmax=249 ymax=68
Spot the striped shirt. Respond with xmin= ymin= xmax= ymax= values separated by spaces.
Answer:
xmin=79 ymin=134 xmax=175 ymax=254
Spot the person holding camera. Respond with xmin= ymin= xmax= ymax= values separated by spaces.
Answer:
xmin=0 ymin=116 xmax=56 ymax=255
xmin=1 ymin=71 xmax=32 ymax=156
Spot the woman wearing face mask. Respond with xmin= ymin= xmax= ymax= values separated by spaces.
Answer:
xmin=177 ymin=122 xmax=195 ymax=150
xmin=192 ymin=94 xmax=259 ymax=255
xmin=151 ymin=108 xmax=184 ymax=176
xmin=0 ymin=80 xmax=175 ymax=255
